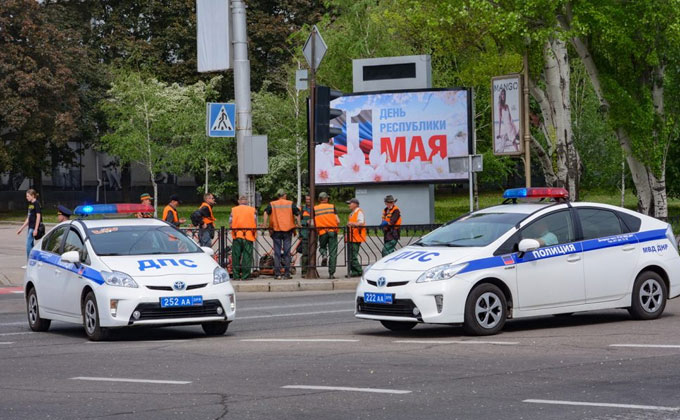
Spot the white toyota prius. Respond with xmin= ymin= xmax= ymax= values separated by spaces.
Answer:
xmin=24 ymin=204 xmax=235 ymax=341
xmin=355 ymin=188 xmax=680 ymax=335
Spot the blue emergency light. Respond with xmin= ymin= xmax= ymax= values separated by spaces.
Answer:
xmin=503 ymin=187 xmax=569 ymax=200
xmin=74 ymin=203 xmax=153 ymax=216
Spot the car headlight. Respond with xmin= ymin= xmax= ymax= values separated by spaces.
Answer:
xmin=213 ymin=266 xmax=230 ymax=284
xmin=101 ymin=271 xmax=138 ymax=288
xmin=416 ymin=263 xmax=468 ymax=283
xmin=361 ymin=263 xmax=374 ymax=283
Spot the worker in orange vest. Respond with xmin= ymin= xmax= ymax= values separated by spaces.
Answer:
xmin=314 ymin=192 xmax=340 ymax=279
xmin=262 ymin=189 xmax=300 ymax=279
xmin=198 ymin=193 xmax=217 ymax=247
xmin=162 ymin=195 xmax=185 ymax=228
xmin=381 ymin=195 xmax=402 ymax=256
xmin=346 ymin=197 xmax=366 ymax=277
xmin=136 ymin=193 xmax=154 ymax=218
xmin=229 ymin=195 xmax=257 ymax=280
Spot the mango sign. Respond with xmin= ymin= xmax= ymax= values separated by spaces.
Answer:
xmin=315 ymin=89 xmax=472 ymax=186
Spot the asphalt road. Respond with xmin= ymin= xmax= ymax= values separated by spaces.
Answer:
xmin=2 ymin=291 xmax=680 ymax=420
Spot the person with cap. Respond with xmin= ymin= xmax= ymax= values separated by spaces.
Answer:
xmin=198 ymin=193 xmax=217 ymax=247
xmin=381 ymin=195 xmax=402 ymax=256
xmin=314 ymin=192 xmax=340 ymax=279
xmin=346 ymin=197 xmax=366 ymax=277
xmin=162 ymin=195 xmax=185 ymax=228
xmin=297 ymin=195 xmax=312 ymax=276
xmin=56 ymin=205 xmax=72 ymax=223
xmin=136 ymin=193 xmax=154 ymax=218
xmin=229 ymin=195 xmax=257 ymax=280
xmin=262 ymin=189 xmax=300 ymax=279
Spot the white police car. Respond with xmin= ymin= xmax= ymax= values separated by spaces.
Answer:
xmin=356 ymin=188 xmax=680 ymax=335
xmin=24 ymin=204 xmax=235 ymax=341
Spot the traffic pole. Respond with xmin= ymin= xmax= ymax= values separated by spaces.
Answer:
xmin=306 ymin=28 xmax=320 ymax=279
xmin=523 ymin=51 xmax=531 ymax=188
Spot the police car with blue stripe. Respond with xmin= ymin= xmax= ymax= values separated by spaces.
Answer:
xmin=355 ymin=188 xmax=680 ymax=335
xmin=24 ymin=204 xmax=235 ymax=341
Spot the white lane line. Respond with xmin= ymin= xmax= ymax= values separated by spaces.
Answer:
xmin=0 ymin=342 xmax=15 ymax=345
xmin=610 ymin=344 xmax=680 ymax=349
xmin=0 ymin=322 xmax=28 ymax=327
xmin=282 ymin=385 xmax=411 ymax=395
xmin=0 ymin=332 xmax=33 ymax=336
xmin=238 ymin=309 xmax=353 ymax=320
xmin=10 ymin=291 xmax=23 ymax=294
xmin=393 ymin=340 xmax=518 ymax=346
xmin=240 ymin=301 xmax=354 ymax=311
xmin=85 ymin=340 xmax=189 ymax=344
xmin=523 ymin=399 xmax=680 ymax=412
xmin=242 ymin=339 xmax=359 ymax=343
xmin=70 ymin=376 xmax=191 ymax=385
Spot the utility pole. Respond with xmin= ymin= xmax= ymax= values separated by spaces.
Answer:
xmin=523 ymin=51 xmax=531 ymax=187
xmin=231 ymin=0 xmax=255 ymax=204
xmin=306 ymin=28 xmax=320 ymax=279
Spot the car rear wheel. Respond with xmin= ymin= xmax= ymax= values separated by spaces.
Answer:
xmin=26 ymin=288 xmax=51 ymax=332
xmin=464 ymin=283 xmax=507 ymax=336
xmin=202 ymin=321 xmax=230 ymax=336
xmin=83 ymin=292 xmax=108 ymax=341
xmin=628 ymin=271 xmax=667 ymax=320
xmin=380 ymin=320 xmax=417 ymax=332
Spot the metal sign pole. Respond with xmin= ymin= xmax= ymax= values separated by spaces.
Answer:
xmin=306 ymin=28 xmax=319 ymax=279
xmin=468 ymin=155 xmax=473 ymax=213
xmin=523 ymin=51 xmax=531 ymax=188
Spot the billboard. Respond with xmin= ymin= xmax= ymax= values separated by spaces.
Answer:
xmin=315 ymin=89 xmax=472 ymax=185
xmin=491 ymin=74 xmax=523 ymax=155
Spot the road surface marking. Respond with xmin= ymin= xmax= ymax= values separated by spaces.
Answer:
xmin=0 ymin=332 xmax=32 ymax=336
xmin=393 ymin=340 xmax=518 ymax=346
xmin=0 ymin=322 xmax=28 ymax=327
xmin=610 ymin=344 xmax=680 ymax=349
xmin=282 ymin=385 xmax=411 ymax=394
xmin=85 ymin=340 xmax=189 ymax=344
xmin=0 ymin=287 xmax=23 ymax=295
xmin=70 ymin=376 xmax=191 ymax=385
xmin=242 ymin=339 xmax=359 ymax=343
xmin=240 ymin=301 xmax=354 ymax=311
xmin=523 ymin=399 xmax=680 ymax=412
xmin=0 ymin=342 xmax=14 ymax=345
xmin=238 ymin=309 xmax=353 ymax=320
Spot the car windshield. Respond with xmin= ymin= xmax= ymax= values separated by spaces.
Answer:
xmin=87 ymin=225 xmax=202 ymax=256
xmin=416 ymin=212 xmax=525 ymax=247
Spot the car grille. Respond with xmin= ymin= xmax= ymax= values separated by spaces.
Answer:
xmin=367 ymin=280 xmax=409 ymax=287
xmin=131 ymin=299 xmax=223 ymax=321
xmin=146 ymin=283 xmax=208 ymax=291
xmin=356 ymin=297 xmax=420 ymax=319
xmin=187 ymin=283 xmax=207 ymax=290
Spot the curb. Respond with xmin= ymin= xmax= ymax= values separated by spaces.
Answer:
xmin=232 ymin=278 xmax=359 ymax=292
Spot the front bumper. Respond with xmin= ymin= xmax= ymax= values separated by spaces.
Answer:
xmin=354 ymin=272 xmax=472 ymax=324
xmin=95 ymin=282 xmax=236 ymax=328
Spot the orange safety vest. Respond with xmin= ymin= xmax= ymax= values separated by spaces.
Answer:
xmin=314 ymin=203 xmax=339 ymax=235
xmin=382 ymin=205 xmax=402 ymax=228
xmin=231 ymin=205 xmax=257 ymax=242
xmin=348 ymin=208 xmax=366 ymax=243
xmin=269 ymin=199 xmax=295 ymax=232
xmin=162 ymin=205 xmax=179 ymax=225
xmin=200 ymin=202 xmax=216 ymax=226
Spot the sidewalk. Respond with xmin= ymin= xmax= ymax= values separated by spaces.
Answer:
xmin=0 ymin=225 xmax=359 ymax=292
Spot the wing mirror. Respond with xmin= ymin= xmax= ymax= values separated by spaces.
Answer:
xmin=517 ymin=239 xmax=540 ymax=258
xmin=61 ymin=250 xmax=81 ymax=265
xmin=201 ymin=246 xmax=215 ymax=256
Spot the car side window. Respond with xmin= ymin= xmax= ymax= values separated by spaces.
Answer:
xmin=521 ymin=211 xmax=575 ymax=247
xmin=578 ymin=208 xmax=623 ymax=240
xmin=64 ymin=229 xmax=90 ymax=265
xmin=43 ymin=226 xmax=67 ymax=254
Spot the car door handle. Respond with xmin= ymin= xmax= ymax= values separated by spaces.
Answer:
xmin=622 ymin=245 xmax=635 ymax=251
xmin=566 ymin=255 xmax=581 ymax=262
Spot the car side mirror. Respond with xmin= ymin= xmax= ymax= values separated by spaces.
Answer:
xmin=517 ymin=239 xmax=540 ymax=258
xmin=61 ymin=250 xmax=81 ymax=265
xmin=201 ymin=247 xmax=215 ymax=256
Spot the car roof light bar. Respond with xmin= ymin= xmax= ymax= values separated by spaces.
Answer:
xmin=502 ymin=187 xmax=569 ymax=200
xmin=74 ymin=203 xmax=153 ymax=216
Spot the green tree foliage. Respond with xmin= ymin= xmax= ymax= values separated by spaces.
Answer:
xmin=0 ymin=0 xmax=92 ymax=185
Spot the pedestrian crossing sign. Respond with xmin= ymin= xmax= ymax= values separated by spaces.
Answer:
xmin=207 ymin=102 xmax=236 ymax=137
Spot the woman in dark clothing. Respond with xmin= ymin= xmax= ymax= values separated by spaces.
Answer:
xmin=16 ymin=189 xmax=42 ymax=259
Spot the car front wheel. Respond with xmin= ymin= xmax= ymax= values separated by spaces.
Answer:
xmin=464 ymin=283 xmax=507 ymax=336
xmin=202 ymin=321 xmax=230 ymax=336
xmin=26 ymin=288 xmax=51 ymax=332
xmin=628 ymin=271 xmax=667 ymax=320
xmin=83 ymin=292 xmax=108 ymax=341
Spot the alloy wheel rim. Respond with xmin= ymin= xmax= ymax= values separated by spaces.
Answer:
xmin=85 ymin=300 xmax=97 ymax=334
xmin=640 ymin=279 xmax=663 ymax=313
xmin=475 ymin=292 xmax=502 ymax=329
xmin=28 ymin=294 xmax=37 ymax=325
